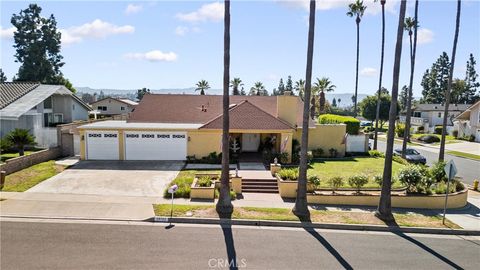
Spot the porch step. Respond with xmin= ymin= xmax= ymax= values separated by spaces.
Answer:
xmin=241 ymin=178 xmax=278 ymax=193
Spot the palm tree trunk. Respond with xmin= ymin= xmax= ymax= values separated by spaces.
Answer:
xmin=319 ymin=91 xmax=325 ymax=114
xmin=18 ymin=145 xmax=25 ymax=156
xmin=293 ymin=0 xmax=315 ymax=220
xmin=376 ymin=0 xmax=407 ymax=222
xmin=373 ymin=1 xmax=386 ymax=150
xmin=402 ymin=0 xmax=419 ymax=158
xmin=354 ymin=18 xmax=360 ymax=117
xmin=216 ymin=0 xmax=233 ymax=218
xmin=439 ymin=0 xmax=461 ymax=162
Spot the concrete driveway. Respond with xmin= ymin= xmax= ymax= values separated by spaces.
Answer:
xmin=26 ymin=161 xmax=184 ymax=197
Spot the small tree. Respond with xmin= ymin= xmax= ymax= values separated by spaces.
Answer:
xmin=397 ymin=165 xmax=424 ymax=193
xmin=348 ymin=175 xmax=369 ymax=194
xmin=0 ymin=68 xmax=7 ymax=82
xmin=359 ymin=94 xmax=399 ymax=128
xmin=6 ymin=129 xmax=35 ymax=156
xmin=328 ymin=176 xmax=344 ymax=194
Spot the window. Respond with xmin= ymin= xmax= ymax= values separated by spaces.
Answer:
xmin=126 ymin=134 xmax=139 ymax=138
xmin=54 ymin=113 xmax=63 ymax=123
xmin=120 ymin=106 xmax=125 ymax=111
xmin=97 ymin=106 xmax=107 ymax=111
xmin=414 ymin=112 xmax=421 ymax=117
xmin=173 ymin=134 xmax=185 ymax=139
xmin=141 ymin=134 xmax=155 ymax=138
xmin=157 ymin=134 xmax=170 ymax=138
xmin=44 ymin=96 xmax=52 ymax=109
xmin=72 ymin=104 xmax=76 ymax=110
xmin=43 ymin=113 xmax=53 ymax=127
xmin=438 ymin=112 xmax=442 ymax=118
xmin=104 ymin=134 xmax=117 ymax=138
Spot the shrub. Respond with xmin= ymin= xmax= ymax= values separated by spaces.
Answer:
xmin=417 ymin=135 xmax=440 ymax=144
xmin=452 ymin=130 xmax=459 ymax=138
xmin=468 ymin=134 xmax=476 ymax=142
xmin=417 ymin=126 xmax=425 ymax=133
xmin=329 ymin=148 xmax=338 ymax=158
xmin=455 ymin=180 xmax=465 ymax=192
xmin=278 ymin=168 xmax=299 ymax=180
xmin=308 ymin=175 xmax=321 ymax=187
xmin=262 ymin=151 xmax=289 ymax=165
xmin=397 ymin=165 xmax=424 ymax=193
xmin=429 ymin=161 xmax=447 ymax=182
xmin=312 ymin=148 xmax=324 ymax=158
xmin=197 ymin=176 xmax=213 ymax=187
xmin=318 ymin=114 xmax=360 ymax=135
xmin=348 ymin=175 xmax=369 ymax=193
xmin=368 ymin=150 xmax=384 ymax=158
xmin=0 ymin=137 xmax=13 ymax=152
xmin=328 ymin=176 xmax=344 ymax=194
xmin=392 ymin=155 xmax=409 ymax=165
xmin=395 ymin=123 xmax=405 ymax=138
xmin=434 ymin=126 xmax=443 ymax=135
xmin=433 ymin=181 xmax=456 ymax=194
xmin=373 ymin=174 xmax=383 ymax=187
xmin=230 ymin=190 xmax=237 ymax=200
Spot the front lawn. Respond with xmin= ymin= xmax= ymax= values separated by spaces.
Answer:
xmin=307 ymin=157 xmax=404 ymax=188
xmin=1 ymin=151 xmax=35 ymax=162
xmin=152 ymin=204 xmax=459 ymax=229
xmin=164 ymin=169 xmax=220 ymax=198
xmin=446 ymin=150 xmax=480 ymax=161
xmin=1 ymin=160 xmax=65 ymax=192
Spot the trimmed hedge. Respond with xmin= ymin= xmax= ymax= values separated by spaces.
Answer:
xmin=418 ymin=135 xmax=440 ymax=144
xmin=318 ymin=114 xmax=360 ymax=135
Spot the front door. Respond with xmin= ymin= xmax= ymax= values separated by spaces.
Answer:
xmin=242 ymin=134 xmax=260 ymax=152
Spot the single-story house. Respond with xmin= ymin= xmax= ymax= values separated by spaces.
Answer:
xmin=90 ymin=97 xmax=138 ymax=117
xmin=78 ymin=93 xmax=346 ymax=161
xmin=399 ymin=103 xmax=470 ymax=132
xmin=0 ymin=82 xmax=91 ymax=147
xmin=454 ymin=100 xmax=480 ymax=142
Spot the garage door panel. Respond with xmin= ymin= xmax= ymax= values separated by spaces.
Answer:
xmin=124 ymin=131 xmax=187 ymax=160
xmin=86 ymin=131 xmax=119 ymax=160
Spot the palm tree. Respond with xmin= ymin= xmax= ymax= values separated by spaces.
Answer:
xmin=338 ymin=98 xmax=341 ymax=107
xmin=216 ymin=0 xmax=233 ymax=218
xmin=295 ymin=79 xmax=305 ymax=100
xmin=293 ymin=0 xmax=316 ymax=221
xmin=439 ymin=0 xmax=462 ymax=162
xmin=6 ymin=128 xmax=35 ymax=156
xmin=230 ymin=77 xmax=243 ymax=95
xmin=250 ymin=81 xmax=266 ymax=96
xmin=373 ymin=0 xmax=386 ymax=150
xmin=347 ymin=0 xmax=366 ymax=117
xmin=195 ymin=80 xmax=210 ymax=95
xmin=314 ymin=77 xmax=336 ymax=115
xmin=376 ymin=0 xmax=407 ymax=222
xmin=401 ymin=4 xmax=419 ymax=159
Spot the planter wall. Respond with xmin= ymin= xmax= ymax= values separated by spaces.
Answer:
xmin=277 ymin=176 xmax=298 ymax=198
xmin=190 ymin=179 xmax=215 ymax=199
xmin=306 ymin=189 xmax=468 ymax=209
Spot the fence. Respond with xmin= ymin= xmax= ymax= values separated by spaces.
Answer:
xmin=0 ymin=147 xmax=62 ymax=175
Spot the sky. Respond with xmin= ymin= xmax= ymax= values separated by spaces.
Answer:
xmin=1 ymin=0 xmax=479 ymax=97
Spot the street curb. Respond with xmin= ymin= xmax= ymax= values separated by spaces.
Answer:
xmin=153 ymin=216 xmax=480 ymax=236
xmin=0 ymin=215 xmax=150 ymax=222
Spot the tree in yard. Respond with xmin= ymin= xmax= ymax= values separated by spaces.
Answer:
xmin=230 ymin=77 xmax=243 ymax=95
xmin=277 ymin=78 xmax=285 ymax=95
xmin=359 ymin=94 xmax=399 ymax=129
xmin=402 ymin=2 xmax=419 ymax=159
xmin=338 ymin=98 xmax=342 ymax=107
xmin=313 ymin=77 xmax=336 ymax=117
xmin=11 ymin=4 xmax=74 ymax=92
xmin=285 ymin=75 xmax=293 ymax=93
xmin=439 ymin=0 xmax=462 ymax=162
xmin=373 ymin=0 xmax=386 ymax=150
xmin=6 ymin=128 xmax=35 ymax=156
xmin=293 ymin=0 xmax=316 ymax=221
xmin=195 ymin=80 xmax=210 ymax=95
xmin=451 ymin=79 xmax=467 ymax=104
xmin=295 ymin=79 xmax=305 ymax=100
xmin=463 ymin=54 xmax=480 ymax=103
xmin=216 ymin=0 xmax=233 ymax=218
xmin=0 ymin=69 xmax=7 ymax=82
xmin=332 ymin=98 xmax=337 ymax=107
xmin=249 ymin=82 xmax=267 ymax=96
xmin=376 ymin=0 xmax=407 ymax=222
xmin=137 ymin=88 xmax=150 ymax=101
xmin=399 ymin=85 xmax=408 ymax=110
xmin=347 ymin=0 xmax=367 ymax=117
xmin=420 ymin=52 xmax=450 ymax=103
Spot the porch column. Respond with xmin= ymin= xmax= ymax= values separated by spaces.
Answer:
xmin=280 ymin=132 xmax=293 ymax=163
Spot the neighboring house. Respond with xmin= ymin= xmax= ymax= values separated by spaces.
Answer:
xmin=90 ymin=97 xmax=138 ymax=117
xmin=454 ymin=100 xmax=480 ymax=142
xmin=78 ymin=93 xmax=347 ymax=161
xmin=0 ymin=82 xmax=91 ymax=147
xmin=399 ymin=103 xmax=470 ymax=132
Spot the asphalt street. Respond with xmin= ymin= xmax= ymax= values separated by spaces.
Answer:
xmin=375 ymin=140 xmax=479 ymax=185
xmin=1 ymin=220 xmax=479 ymax=270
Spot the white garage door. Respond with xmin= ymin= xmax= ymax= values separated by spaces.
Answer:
xmin=86 ymin=131 xmax=119 ymax=160
xmin=124 ymin=131 xmax=187 ymax=160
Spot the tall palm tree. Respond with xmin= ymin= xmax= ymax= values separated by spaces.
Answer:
xmin=314 ymin=77 xmax=336 ymax=115
xmin=216 ymin=0 xmax=233 ymax=218
xmin=439 ymin=0 xmax=462 ymax=162
xmin=230 ymin=77 xmax=243 ymax=95
xmin=402 ymin=4 xmax=419 ymax=158
xmin=347 ymin=0 xmax=366 ymax=117
xmin=250 ymin=81 xmax=266 ymax=96
xmin=373 ymin=0 xmax=386 ymax=150
xmin=376 ymin=0 xmax=407 ymax=222
xmin=195 ymin=80 xmax=210 ymax=95
xmin=293 ymin=0 xmax=316 ymax=221
xmin=295 ymin=79 xmax=305 ymax=100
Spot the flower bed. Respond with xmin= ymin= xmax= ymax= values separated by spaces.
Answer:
xmin=190 ymin=175 xmax=217 ymax=200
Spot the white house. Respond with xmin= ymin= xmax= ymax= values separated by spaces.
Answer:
xmin=454 ymin=100 xmax=480 ymax=142
xmin=90 ymin=97 xmax=138 ymax=117
xmin=0 ymin=82 xmax=91 ymax=147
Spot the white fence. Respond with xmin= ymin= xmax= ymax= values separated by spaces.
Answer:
xmin=346 ymin=134 xmax=369 ymax=153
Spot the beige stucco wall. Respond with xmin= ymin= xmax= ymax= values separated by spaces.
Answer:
xmin=276 ymin=95 xmax=298 ymax=126
xmin=187 ymin=130 xmax=222 ymax=157
xmin=294 ymin=124 xmax=346 ymax=157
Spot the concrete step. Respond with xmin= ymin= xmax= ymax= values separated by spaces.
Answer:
xmin=242 ymin=185 xmax=278 ymax=189
xmin=242 ymin=189 xmax=278 ymax=193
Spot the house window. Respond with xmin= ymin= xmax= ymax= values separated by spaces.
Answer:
xmin=478 ymin=112 xmax=480 ymax=123
xmin=54 ymin=113 xmax=63 ymax=123
xmin=72 ymin=104 xmax=76 ymax=110
xmin=97 ymin=106 xmax=107 ymax=111
xmin=44 ymin=96 xmax=52 ymax=109
xmin=414 ymin=112 xmax=421 ymax=117
xmin=43 ymin=113 xmax=53 ymax=127
xmin=438 ymin=112 xmax=442 ymax=118
xmin=120 ymin=106 xmax=125 ymax=111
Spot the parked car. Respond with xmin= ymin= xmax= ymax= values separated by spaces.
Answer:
xmin=360 ymin=121 xmax=373 ymax=127
xmin=394 ymin=148 xmax=426 ymax=165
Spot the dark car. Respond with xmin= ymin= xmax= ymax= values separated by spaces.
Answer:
xmin=394 ymin=148 xmax=426 ymax=165
xmin=360 ymin=121 xmax=373 ymax=127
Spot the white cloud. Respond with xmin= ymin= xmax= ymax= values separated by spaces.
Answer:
xmin=1 ymin=26 xmax=15 ymax=39
xmin=360 ymin=67 xmax=377 ymax=77
xmin=176 ymin=2 xmax=224 ymax=23
xmin=125 ymin=4 xmax=143 ymax=15
xmin=124 ymin=50 xmax=178 ymax=62
xmin=416 ymin=28 xmax=434 ymax=45
xmin=175 ymin=26 xmax=189 ymax=36
xmin=278 ymin=0 xmax=398 ymax=14
xmin=61 ymin=19 xmax=134 ymax=45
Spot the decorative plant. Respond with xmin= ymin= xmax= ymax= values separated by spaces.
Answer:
xmin=307 ymin=175 xmax=320 ymax=192
xmin=328 ymin=176 xmax=344 ymax=194
xmin=230 ymin=138 xmax=240 ymax=153
xmin=348 ymin=175 xmax=369 ymax=194
xmin=312 ymin=148 xmax=324 ymax=158
xmin=329 ymin=148 xmax=338 ymax=158
xmin=278 ymin=168 xmax=299 ymax=180
xmin=197 ymin=176 xmax=213 ymax=187
xmin=397 ymin=165 xmax=424 ymax=193
xmin=6 ymin=128 xmax=35 ymax=156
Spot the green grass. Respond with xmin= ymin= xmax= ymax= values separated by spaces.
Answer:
xmin=308 ymin=157 xmax=404 ymax=188
xmin=411 ymin=133 xmax=457 ymax=141
xmin=1 ymin=160 xmax=65 ymax=192
xmin=1 ymin=151 xmax=35 ymax=162
xmin=163 ymin=169 xmax=220 ymax=198
xmin=152 ymin=204 xmax=459 ymax=228
xmin=446 ymin=150 xmax=480 ymax=161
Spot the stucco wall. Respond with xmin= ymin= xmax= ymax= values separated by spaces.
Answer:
xmin=276 ymin=95 xmax=297 ymax=126
xmin=187 ymin=131 xmax=221 ymax=158
xmin=294 ymin=124 xmax=346 ymax=157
